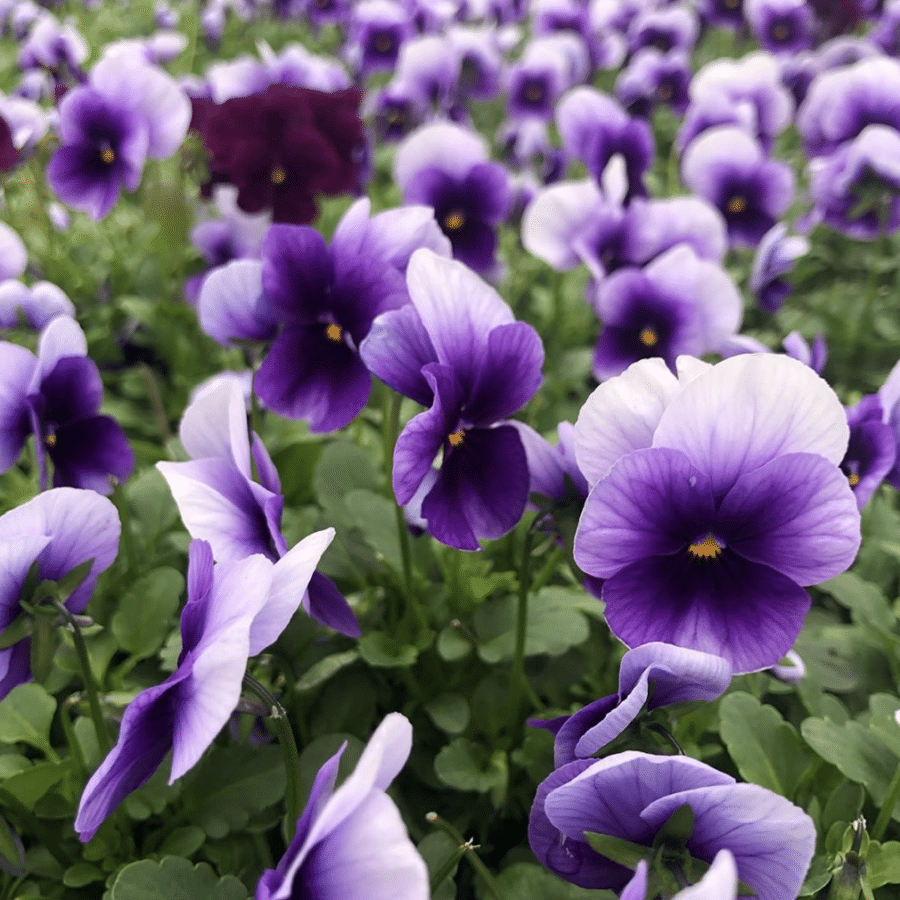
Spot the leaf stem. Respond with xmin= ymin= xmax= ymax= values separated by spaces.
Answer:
xmin=508 ymin=520 xmax=539 ymax=741
xmin=872 ymin=763 xmax=900 ymax=841
xmin=426 ymin=813 xmax=502 ymax=900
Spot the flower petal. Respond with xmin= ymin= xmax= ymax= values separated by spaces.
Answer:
xmin=179 ymin=376 xmax=252 ymax=477
xmin=198 ymin=260 xmax=278 ymax=347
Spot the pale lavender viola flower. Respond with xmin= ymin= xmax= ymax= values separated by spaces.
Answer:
xmin=750 ymin=223 xmax=809 ymax=313
xmin=346 ymin=0 xmax=412 ymax=78
xmin=808 ymin=124 xmax=900 ymax=239
xmin=0 ymin=223 xmax=27 ymax=280
xmin=872 ymin=0 xmax=900 ymax=56
xmin=529 ymin=751 xmax=815 ymax=898
xmin=782 ymin=331 xmax=827 ymax=374
xmin=0 ymin=488 xmax=120 ymax=700
xmin=682 ymin=127 xmax=794 ymax=248
xmin=157 ymin=378 xmax=359 ymax=636
xmin=448 ymin=25 xmax=505 ymax=103
xmin=499 ymin=118 xmax=565 ymax=186
xmin=0 ymin=279 xmax=74 ymax=329
xmin=676 ymin=92 xmax=755 ymax=157
xmin=394 ymin=121 xmax=512 ymax=276
xmin=584 ymin=1 xmax=627 ymax=71
xmin=75 ymin=534 xmax=333 ymax=842
xmin=392 ymin=34 xmax=461 ymax=114
xmin=556 ymin=86 xmax=654 ymax=200
xmin=745 ymin=0 xmax=815 ymax=54
xmin=627 ymin=5 xmax=698 ymax=55
xmin=360 ymin=250 xmax=544 ymax=551
xmin=840 ymin=394 xmax=896 ymax=509
xmin=531 ymin=643 xmax=731 ymax=766
xmin=620 ymin=851 xmax=738 ymax=900
xmin=18 ymin=11 xmax=88 ymax=76
xmin=616 ymin=48 xmax=691 ymax=118
xmin=531 ymin=0 xmax=588 ymax=38
xmin=507 ymin=36 xmax=584 ymax=121
xmin=589 ymin=245 xmax=743 ymax=380
xmin=573 ymin=354 xmax=861 ymax=673
xmin=797 ymin=57 xmax=900 ymax=158
xmin=255 ymin=713 xmax=428 ymax=900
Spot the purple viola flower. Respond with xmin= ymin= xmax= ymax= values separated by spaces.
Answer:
xmin=871 ymin=0 xmax=900 ymax=56
xmin=750 ymin=224 xmax=809 ymax=313
xmin=797 ymin=57 xmax=900 ymax=158
xmin=529 ymin=751 xmax=816 ymax=898
xmin=18 ymin=10 xmax=88 ymax=77
xmin=75 ymin=535 xmax=333 ymax=842
xmin=255 ymin=713 xmax=428 ymax=900
xmin=745 ymin=0 xmax=815 ymax=54
xmin=682 ymin=126 xmax=795 ymax=249
xmin=782 ymin=331 xmax=828 ymax=374
xmin=616 ymin=48 xmax=691 ymax=118
xmin=506 ymin=34 xmax=588 ymax=122
xmin=531 ymin=643 xmax=731 ymax=766
xmin=620 ymin=851 xmax=738 ymax=900
xmin=572 ymin=354 xmax=861 ymax=673
xmin=392 ymin=35 xmax=461 ymax=114
xmin=841 ymin=395 xmax=896 ymax=509
xmin=360 ymin=250 xmax=544 ymax=551
xmin=0 ymin=488 xmax=120 ymax=699
xmin=626 ymin=5 xmax=698 ymax=55
xmin=808 ymin=125 xmax=900 ymax=239
xmin=880 ymin=357 xmax=900 ymax=490
xmin=0 ymin=224 xmax=26 ymax=281
xmin=589 ymin=245 xmax=742 ymax=380
xmin=698 ymin=0 xmax=745 ymax=29
xmin=556 ymin=86 xmax=654 ymax=201
xmin=157 ymin=378 xmax=359 ymax=636
xmin=346 ymin=0 xmax=412 ymax=78
xmin=394 ymin=122 xmax=512 ymax=276
xmin=0 ymin=316 xmax=134 ymax=492
xmin=448 ymin=25 xmax=505 ymax=103
xmin=0 ymin=280 xmax=73 ymax=329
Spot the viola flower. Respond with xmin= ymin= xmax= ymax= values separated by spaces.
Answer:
xmin=392 ymin=34 xmax=461 ymax=115
xmin=255 ymin=713 xmax=428 ymax=900
xmin=745 ymin=0 xmax=814 ymax=53
xmin=621 ymin=851 xmax=738 ymax=900
xmin=750 ymin=224 xmax=809 ymax=313
xmin=0 ymin=224 xmax=27 ymax=281
xmin=346 ymin=0 xmax=412 ymax=77
xmin=194 ymin=84 xmax=365 ymax=224
xmin=807 ymin=0 xmax=866 ymax=38
xmin=0 ymin=280 xmax=74 ymax=329
xmin=589 ymin=245 xmax=742 ymax=380
xmin=506 ymin=34 xmax=588 ymax=122
xmin=0 ymin=115 xmax=17 ymax=171
xmin=0 ymin=488 xmax=120 ymax=700
xmin=841 ymin=395 xmax=896 ymax=509
xmin=510 ymin=420 xmax=589 ymax=504
xmin=75 ymin=535 xmax=333 ymax=842
xmin=360 ymin=250 xmax=544 ymax=551
xmin=556 ymin=86 xmax=654 ymax=201
xmin=615 ymin=49 xmax=691 ymax=118
xmin=157 ymin=378 xmax=359 ymax=636
xmin=573 ymin=354 xmax=861 ymax=673
xmin=697 ymin=0 xmax=745 ymax=29
xmin=529 ymin=751 xmax=816 ymax=898
xmin=871 ymin=0 xmax=900 ymax=56
xmin=531 ymin=643 xmax=731 ymax=766
xmin=880 ymin=358 xmax=900 ymax=490
xmin=394 ymin=122 xmax=512 ymax=276
xmin=808 ymin=125 xmax=900 ymax=240
xmin=681 ymin=127 xmax=794 ymax=248
xmin=626 ymin=6 xmax=698 ymax=55
xmin=448 ymin=25 xmax=505 ymax=103
xmin=782 ymin=332 xmax=827 ymax=374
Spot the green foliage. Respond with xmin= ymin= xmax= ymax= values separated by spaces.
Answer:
xmin=110 ymin=857 xmax=250 ymax=900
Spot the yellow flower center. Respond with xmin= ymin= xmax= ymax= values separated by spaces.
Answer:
xmin=100 ymin=147 xmax=115 ymax=165
xmin=374 ymin=33 xmax=394 ymax=53
xmin=448 ymin=429 xmax=466 ymax=447
xmin=688 ymin=534 xmax=722 ymax=560
xmin=848 ymin=472 xmax=860 ymax=487
xmin=727 ymin=195 xmax=747 ymax=215
xmin=657 ymin=84 xmax=673 ymax=101
xmin=639 ymin=327 xmax=659 ymax=347
xmin=325 ymin=323 xmax=343 ymax=341
xmin=271 ymin=166 xmax=286 ymax=185
xmin=524 ymin=83 xmax=545 ymax=103
xmin=443 ymin=210 xmax=465 ymax=231
xmin=725 ymin=0 xmax=738 ymax=8
xmin=45 ymin=433 xmax=57 ymax=447
xmin=773 ymin=24 xmax=789 ymax=41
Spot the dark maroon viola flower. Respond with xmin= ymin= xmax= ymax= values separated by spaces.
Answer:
xmin=807 ymin=0 xmax=865 ymax=38
xmin=194 ymin=84 xmax=365 ymax=224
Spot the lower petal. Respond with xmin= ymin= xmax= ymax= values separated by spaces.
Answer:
xmin=50 ymin=416 xmax=135 ymax=494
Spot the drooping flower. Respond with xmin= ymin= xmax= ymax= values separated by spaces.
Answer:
xmin=573 ymin=354 xmax=860 ymax=673
xmin=75 ymin=534 xmax=333 ymax=842
xmin=529 ymin=751 xmax=816 ymax=898
xmin=749 ymin=224 xmax=809 ymax=313
xmin=0 ymin=488 xmax=120 ymax=699
xmin=157 ymin=378 xmax=359 ymax=636
xmin=531 ymin=642 xmax=731 ymax=765
xmin=255 ymin=713 xmax=429 ymax=900
xmin=360 ymin=249 xmax=544 ymax=551
xmin=840 ymin=395 xmax=896 ymax=509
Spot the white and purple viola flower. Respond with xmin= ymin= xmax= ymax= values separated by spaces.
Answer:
xmin=361 ymin=249 xmax=544 ymax=551
xmin=529 ymin=751 xmax=816 ymax=899
xmin=573 ymin=354 xmax=861 ymax=673
xmin=531 ymin=642 xmax=732 ymax=766
xmin=157 ymin=377 xmax=359 ymax=636
xmin=749 ymin=223 xmax=809 ymax=313
xmin=0 ymin=488 xmax=120 ymax=700
xmin=840 ymin=394 xmax=896 ymax=509
xmin=0 ymin=316 xmax=134 ymax=493
xmin=255 ymin=713 xmax=428 ymax=900
xmin=0 ymin=279 xmax=74 ymax=330
xmin=75 ymin=533 xmax=333 ymax=842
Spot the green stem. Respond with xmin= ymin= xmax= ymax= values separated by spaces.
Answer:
xmin=53 ymin=601 xmax=111 ymax=754
xmin=426 ymin=813 xmax=502 ymax=900
xmin=872 ymin=763 xmax=900 ymax=841
xmin=111 ymin=483 xmax=136 ymax=577
xmin=60 ymin=696 xmax=87 ymax=782
xmin=429 ymin=844 xmax=467 ymax=895
xmin=242 ymin=674 xmax=303 ymax=840
xmin=139 ymin=363 xmax=172 ymax=443
xmin=508 ymin=522 xmax=539 ymax=741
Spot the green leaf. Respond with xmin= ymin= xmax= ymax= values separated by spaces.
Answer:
xmin=110 ymin=857 xmax=250 ymax=900
xmin=583 ymin=832 xmax=652 ymax=869
xmin=273 ymin=442 xmax=322 ymax=507
xmin=0 ymin=684 xmax=56 ymax=755
xmin=344 ymin=489 xmax=403 ymax=571
xmin=0 ymin=761 xmax=69 ymax=808
xmin=418 ymin=831 xmax=460 ymax=900
xmin=181 ymin=745 xmax=285 ymax=840
xmin=313 ymin=440 xmax=380 ymax=509
xmin=0 ymin=814 xmax=24 ymax=876
xmin=720 ymin=693 xmax=809 ymax=796
xmin=652 ymin=803 xmax=694 ymax=852
xmin=63 ymin=863 xmax=104 ymax=887
xmin=126 ymin=468 xmax=179 ymax=546
xmin=157 ymin=827 xmax=206 ymax=859
xmin=425 ymin=694 xmax=470 ymax=735
xmin=29 ymin=609 xmax=60 ymax=684
xmin=867 ymin=840 xmax=900 ymax=888
xmin=434 ymin=738 xmax=508 ymax=794
xmin=474 ymin=587 xmax=598 ymax=663
xmin=492 ymin=862 xmax=608 ymax=899
xmin=112 ymin=568 xmax=184 ymax=659
xmin=436 ymin=625 xmax=473 ymax=662
xmin=0 ymin=613 xmax=31 ymax=650
xmin=820 ymin=574 xmax=896 ymax=637
xmin=358 ymin=631 xmax=418 ymax=668
xmin=295 ymin=650 xmax=359 ymax=693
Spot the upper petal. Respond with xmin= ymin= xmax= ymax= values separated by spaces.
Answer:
xmin=198 ymin=260 xmax=279 ymax=347
xmin=179 ymin=376 xmax=252 ymax=478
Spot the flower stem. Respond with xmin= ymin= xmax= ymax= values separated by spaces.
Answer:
xmin=426 ymin=813 xmax=502 ymax=900
xmin=508 ymin=521 xmax=539 ymax=742
xmin=52 ymin=601 xmax=111 ymax=754
xmin=242 ymin=673 xmax=303 ymax=841
xmin=111 ymin=482 xmax=136 ymax=577
xmin=872 ymin=763 xmax=900 ymax=841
